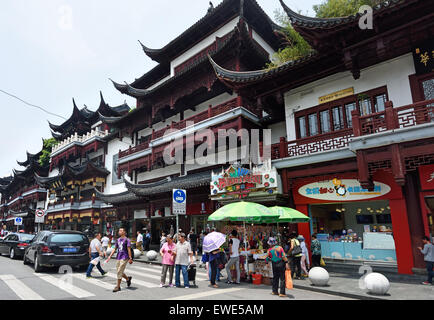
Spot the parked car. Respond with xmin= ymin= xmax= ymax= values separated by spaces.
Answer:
xmin=0 ymin=233 xmax=35 ymax=259
xmin=23 ymin=230 xmax=90 ymax=272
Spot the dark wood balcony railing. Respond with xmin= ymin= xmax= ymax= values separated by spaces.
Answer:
xmin=271 ymin=129 xmax=354 ymax=160
xmin=352 ymin=99 xmax=434 ymax=136
xmin=119 ymin=98 xmax=241 ymax=159
xmin=272 ymin=99 xmax=434 ymax=160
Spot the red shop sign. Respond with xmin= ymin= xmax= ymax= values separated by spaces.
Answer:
xmin=419 ymin=164 xmax=434 ymax=191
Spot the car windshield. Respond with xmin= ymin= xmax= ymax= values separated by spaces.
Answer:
xmin=19 ymin=234 xmax=35 ymax=242
xmin=49 ymin=234 xmax=87 ymax=244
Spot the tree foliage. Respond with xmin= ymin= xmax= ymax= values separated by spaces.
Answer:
xmin=266 ymin=10 xmax=313 ymax=69
xmin=39 ymin=138 xmax=57 ymax=168
xmin=267 ymin=0 xmax=387 ymax=68
xmin=313 ymin=0 xmax=385 ymax=18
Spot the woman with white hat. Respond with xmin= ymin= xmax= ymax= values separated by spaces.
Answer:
xmin=298 ymin=235 xmax=310 ymax=277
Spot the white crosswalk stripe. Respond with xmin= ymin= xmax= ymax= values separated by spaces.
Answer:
xmin=105 ymin=272 xmax=159 ymax=288
xmin=124 ymin=268 xmax=162 ymax=281
xmin=0 ymin=262 xmax=218 ymax=300
xmin=130 ymin=265 xmax=209 ymax=281
xmin=71 ymin=274 xmax=114 ymax=291
xmin=34 ymin=273 xmax=95 ymax=298
xmin=165 ymin=287 xmax=242 ymax=300
xmin=0 ymin=274 xmax=44 ymax=300
xmin=139 ymin=263 xmax=210 ymax=275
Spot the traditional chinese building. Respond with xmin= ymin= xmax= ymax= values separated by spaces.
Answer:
xmin=207 ymin=0 xmax=434 ymax=274
xmin=95 ymin=0 xmax=288 ymax=242
xmin=0 ymin=150 xmax=48 ymax=232
xmin=35 ymin=93 xmax=130 ymax=234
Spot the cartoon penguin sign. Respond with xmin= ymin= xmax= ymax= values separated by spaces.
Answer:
xmin=333 ymin=178 xmax=347 ymax=197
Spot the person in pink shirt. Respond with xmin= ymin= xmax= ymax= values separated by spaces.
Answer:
xmin=160 ymin=234 xmax=176 ymax=287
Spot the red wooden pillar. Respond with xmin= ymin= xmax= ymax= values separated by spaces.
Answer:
xmin=279 ymin=137 xmax=288 ymax=159
xmin=384 ymin=101 xmax=395 ymax=130
xmin=391 ymin=144 xmax=405 ymax=186
xmin=389 ymin=199 xmax=414 ymax=274
xmin=295 ymin=204 xmax=312 ymax=262
xmin=351 ymin=109 xmax=361 ymax=136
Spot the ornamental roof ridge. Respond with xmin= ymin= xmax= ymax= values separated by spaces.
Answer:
xmin=279 ymin=0 xmax=407 ymax=29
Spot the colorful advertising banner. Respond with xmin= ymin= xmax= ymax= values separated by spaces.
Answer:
xmin=298 ymin=178 xmax=391 ymax=201
xmin=210 ymin=162 xmax=280 ymax=201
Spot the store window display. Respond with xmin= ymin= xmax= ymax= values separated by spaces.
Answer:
xmin=310 ymin=200 xmax=397 ymax=263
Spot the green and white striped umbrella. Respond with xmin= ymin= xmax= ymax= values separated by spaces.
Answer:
xmin=208 ymin=202 xmax=279 ymax=222
xmin=267 ymin=206 xmax=310 ymax=223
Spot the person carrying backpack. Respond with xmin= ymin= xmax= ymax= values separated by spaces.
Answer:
xmin=288 ymin=232 xmax=303 ymax=280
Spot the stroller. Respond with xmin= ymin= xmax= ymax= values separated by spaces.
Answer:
xmin=187 ymin=263 xmax=198 ymax=288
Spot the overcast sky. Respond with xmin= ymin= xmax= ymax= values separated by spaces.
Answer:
xmin=0 ymin=0 xmax=320 ymax=177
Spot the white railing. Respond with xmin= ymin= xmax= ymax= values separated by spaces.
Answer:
xmin=51 ymin=129 xmax=109 ymax=154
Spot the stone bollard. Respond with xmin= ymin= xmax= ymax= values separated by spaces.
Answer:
xmin=364 ymin=273 xmax=390 ymax=295
xmin=146 ymin=250 xmax=158 ymax=261
xmin=308 ymin=267 xmax=330 ymax=286
xmin=133 ymin=249 xmax=142 ymax=258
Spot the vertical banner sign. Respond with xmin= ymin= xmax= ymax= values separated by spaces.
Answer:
xmin=173 ymin=189 xmax=187 ymax=215
xmin=35 ymin=209 xmax=46 ymax=224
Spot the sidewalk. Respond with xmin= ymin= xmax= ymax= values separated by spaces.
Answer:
xmin=292 ymin=274 xmax=434 ymax=300
xmin=134 ymin=250 xmax=434 ymax=300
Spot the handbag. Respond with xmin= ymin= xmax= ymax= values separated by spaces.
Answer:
xmin=320 ymin=257 xmax=326 ymax=267
xmin=285 ymin=270 xmax=293 ymax=289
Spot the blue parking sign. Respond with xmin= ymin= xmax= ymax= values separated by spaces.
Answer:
xmin=173 ymin=189 xmax=186 ymax=204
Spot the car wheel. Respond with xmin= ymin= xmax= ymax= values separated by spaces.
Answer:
xmin=9 ymin=248 xmax=15 ymax=260
xmin=34 ymin=255 xmax=43 ymax=273
xmin=23 ymin=253 xmax=30 ymax=265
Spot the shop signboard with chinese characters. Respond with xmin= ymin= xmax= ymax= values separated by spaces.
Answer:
xmin=298 ymin=178 xmax=391 ymax=201
xmin=210 ymin=161 xmax=280 ymax=201
xmin=419 ymin=164 xmax=434 ymax=191
xmin=413 ymin=41 xmax=434 ymax=75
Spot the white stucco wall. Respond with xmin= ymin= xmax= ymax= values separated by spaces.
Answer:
xmin=268 ymin=121 xmax=287 ymax=144
xmin=170 ymin=17 xmax=240 ymax=76
xmin=251 ymin=29 xmax=275 ymax=60
xmin=104 ymin=137 xmax=132 ymax=195
xmin=284 ymin=54 xmax=416 ymax=141
xmin=136 ymin=165 xmax=181 ymax=182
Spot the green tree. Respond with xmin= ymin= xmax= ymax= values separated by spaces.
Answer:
xmin=266 ymin=10 xmax=313 ymax=69
xmin=39 ymin=138 xmax=57 ymax=167
xmin=313 ymin=0 xmax=385 ymax=18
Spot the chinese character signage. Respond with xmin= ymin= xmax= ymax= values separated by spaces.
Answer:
xmin=419 ymin=164 xmax=434 ymax=191
xmin=413 ymin=41 xmax=434 ymax=75
xmin=318 ymin=87 xmax=354 ymax=104
xmin=298 ymin=178 xmax=391 ymax=201
xmin=210 ymin=161 xmax=280 ymax=200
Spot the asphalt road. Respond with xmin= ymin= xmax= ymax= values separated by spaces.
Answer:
xmin=0 ymin=253 xmax=353 ymax=300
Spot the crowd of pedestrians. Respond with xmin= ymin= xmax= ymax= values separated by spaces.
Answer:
xmin=83 ymin=226 xmax=434 ymax=294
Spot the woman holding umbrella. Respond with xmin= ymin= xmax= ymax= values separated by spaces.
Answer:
xmin=202 ymin=230 xmax=227 ymax=288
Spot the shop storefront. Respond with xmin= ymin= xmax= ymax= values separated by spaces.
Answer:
xmin=292 ymin=170 xmax=414 ymax=274
xmin=151 ymin=207 xmax=176 ymax=244
xmin=188 ymin=200 xmax=213 ymax=235
xmin=133 ymin=209 xmax=151 ymax=235
xmin=418 ymin=164 xmax=434 ymax=240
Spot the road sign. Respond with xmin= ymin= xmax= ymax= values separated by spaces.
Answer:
xmin=35 ymin=209 xmax=46 ymax=224
xmin=172 ymin=189 xmax=187 ymax=215
xmin=14 ymin=217 xmax=23 ymax=226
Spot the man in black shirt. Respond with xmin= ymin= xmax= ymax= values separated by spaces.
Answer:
xmin=188 ymin=229 xmax=199 ymax=261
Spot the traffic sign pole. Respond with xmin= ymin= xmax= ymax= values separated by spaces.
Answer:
xmin=173 ymin=189 xmax=186 ymax=238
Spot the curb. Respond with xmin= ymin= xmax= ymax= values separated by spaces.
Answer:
xmin=292 ymin=284 xmax=386 ymax=300
xmin=134 ymin=259 xmax=388 ymax=300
